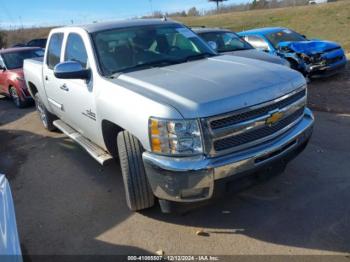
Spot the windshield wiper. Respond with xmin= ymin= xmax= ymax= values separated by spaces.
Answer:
xmin=108 ymin=59 xmax=182 ymax=77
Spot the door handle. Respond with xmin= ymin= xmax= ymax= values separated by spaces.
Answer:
xmin=60 ymin=84 xmax=69 ymax=91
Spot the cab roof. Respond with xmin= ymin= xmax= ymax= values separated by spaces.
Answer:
xmin=65 ymin=19 xmax=180 ymax=33
xmin=239 ymin=27 xmax=287 ymax=35
xmin=191 ymin=27 xmax=231 ymax=34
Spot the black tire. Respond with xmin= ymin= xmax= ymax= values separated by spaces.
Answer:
xmin=117 ymin=131 xmax=155 ymax=211
xmin=34 ymin=93 xmax=56 ymax=131
xmin=9 ymin=86 xmax=26 ymax=108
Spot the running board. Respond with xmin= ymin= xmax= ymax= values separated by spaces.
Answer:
xmin=53 ymin=120 xmax=113 ymax=165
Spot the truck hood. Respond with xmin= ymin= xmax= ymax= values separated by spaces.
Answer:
xmin=112 ymin=55 xmax=305 ymax=118
xmin=225 ymin=49 xmax=286 ymax=65
xmin=278 ymin=40 xmax=342 ymax=56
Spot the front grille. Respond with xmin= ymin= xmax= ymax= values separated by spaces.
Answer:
xmin=210 ymin=89 xmax=306 ymax=130
xmin=213 ymin=107 xmax=304 ymax=152
xmin=326 ymin=55 xmax=344 ymax=65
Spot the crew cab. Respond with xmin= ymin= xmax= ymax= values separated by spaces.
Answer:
xmin=23 ymin=19 xmax=314 ymax=212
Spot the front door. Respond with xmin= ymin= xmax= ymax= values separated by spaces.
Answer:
xmin=58 ymin=32 xmax=98 ymax=142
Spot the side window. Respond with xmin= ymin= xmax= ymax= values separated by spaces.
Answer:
xmin=46 ymin=33 xmax=64 ymax=69
xmin=245 ymin=35 xmax=270 ymax=51
xmin=64 ymin=33 xmax=88 ymax=68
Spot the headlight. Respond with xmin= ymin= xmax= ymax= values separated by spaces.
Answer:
xmin=149 ymin=117 xmax=203 ymax=155
xmin=16 ymin=76 xmax=24 ymax=81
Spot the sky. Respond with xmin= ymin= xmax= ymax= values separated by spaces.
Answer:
xmin=0 ymin=0 xmax=248 ymax=29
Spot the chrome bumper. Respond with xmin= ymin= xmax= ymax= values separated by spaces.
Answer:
xmin=143 ymin=108 xmax=314 ymax=203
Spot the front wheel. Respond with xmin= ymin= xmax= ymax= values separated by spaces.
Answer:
xmin=117 ymin=131 xmax=155 ymax=211
xmin=34 ymin=93 xmax=56 ymax=131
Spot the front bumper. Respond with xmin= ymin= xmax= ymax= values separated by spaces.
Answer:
xmin=308 ymin=57 xmax=347 ymax=78
xmin=143 ymin=108 xmax=314 ymax=203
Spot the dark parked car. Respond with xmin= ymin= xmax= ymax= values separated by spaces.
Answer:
xmin=26 ymin=38 xmax=47 ymax=49
xmin=11 ymin=43 xmax=26 ymax=48
xmin=192 ymin=27 xmax=290 ymax=67
xmin=238 ymin=27 xmax=347 ymax=78
xmin=0 ymin=47 xmax=44 ymax=107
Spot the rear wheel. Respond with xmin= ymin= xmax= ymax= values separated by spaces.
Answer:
xmin=34 ymin=93 xmax=56 ymax=131
xmin=117 ymin=131 xmax=155 ymax=211
xmin=9 ymin=86 xmax=26 ymax=108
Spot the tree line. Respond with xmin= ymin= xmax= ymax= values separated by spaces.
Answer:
xmin=145 ymin=0 xmax=334 ymax=18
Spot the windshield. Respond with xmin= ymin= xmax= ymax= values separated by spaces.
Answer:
xmin=2 ymin=49 xmax=44 ymax=70
xmin=199 ymin=31 xmax=253 ymax=52
xmin=92 ymin=24 xmax=217 ymax=76
xmin=265 ymin=29 xmax=307 ymax=49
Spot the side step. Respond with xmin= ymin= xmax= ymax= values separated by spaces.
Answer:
xmin=53 ymin=120 xmax=113 ymax=165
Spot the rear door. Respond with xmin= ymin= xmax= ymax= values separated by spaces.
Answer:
xmin=42 ymin=32 xmax=66 ymax=118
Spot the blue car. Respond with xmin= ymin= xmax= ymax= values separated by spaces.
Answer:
xmin=238 ymin=27 xmax=347 ymax=78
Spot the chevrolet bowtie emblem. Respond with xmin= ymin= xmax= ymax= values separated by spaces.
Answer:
xmin=266 ymin=111 xmax=284 ymax=126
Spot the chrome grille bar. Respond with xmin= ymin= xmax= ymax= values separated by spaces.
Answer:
xmin=202 ymin=87 xmax=307 ymax=157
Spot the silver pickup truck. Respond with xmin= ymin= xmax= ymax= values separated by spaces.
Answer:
xmin=23 ymin=19 xmax=314 ymax=212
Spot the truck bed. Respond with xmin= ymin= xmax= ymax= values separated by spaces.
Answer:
xmin=23 ymin=57 xmax=44 ymax=101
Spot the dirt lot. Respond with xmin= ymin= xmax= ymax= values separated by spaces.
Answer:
xmin=0 ymin=67 xmax=350 ymax=259
xmin=308 ymin=61 xmax=350 ymax=114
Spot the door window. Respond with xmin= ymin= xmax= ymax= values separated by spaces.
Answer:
xmin=244 ymin=35 xmax=270 ymax=51
xmin=64 ymin=33 xmax=88 ymax=68
xmin=46 ymin=33 xmax=64 ymax=69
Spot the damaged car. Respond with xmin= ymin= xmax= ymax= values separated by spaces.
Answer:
xmin=238 ymin=27 xmax=347 ymax=78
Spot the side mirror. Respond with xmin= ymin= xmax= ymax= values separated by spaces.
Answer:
xmin=54 ymin=61 xmax=90 ymax=80
xmin=257 ymin=47 xmax=269 ymax=53
xmin=0 ymin=65 xmax=6 ymax=71
xmin=207 ymin=41 xmax=218 ymax=51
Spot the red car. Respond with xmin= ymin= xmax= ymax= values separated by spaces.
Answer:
xmin=0 ymin=47 xmax=44 ymax=108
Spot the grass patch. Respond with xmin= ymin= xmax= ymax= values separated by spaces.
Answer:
xmin=176 ymin=1 xmax=350 ymax=52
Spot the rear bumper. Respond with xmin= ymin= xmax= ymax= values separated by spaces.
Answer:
xmin=143 ymin=108 xmax=314 ymax=203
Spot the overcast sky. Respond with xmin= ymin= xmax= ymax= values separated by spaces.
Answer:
xmin=0 ymin=0 xmax=249 ymax=28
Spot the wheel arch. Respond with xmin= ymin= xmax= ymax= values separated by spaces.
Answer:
xmin=101 ymin=120 xmax=124 ymax=157
xmin=27 ymin=81 xmax=38 ymax=97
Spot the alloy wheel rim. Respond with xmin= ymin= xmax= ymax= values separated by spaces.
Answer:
xmin=10 ymin=88 xmax=20 ymax=107
xmin=36 ymin=101 xmax=48 ymax=128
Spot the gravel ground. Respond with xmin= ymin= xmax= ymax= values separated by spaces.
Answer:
xmin=308 ymin=59 xmax=350 ymax=114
